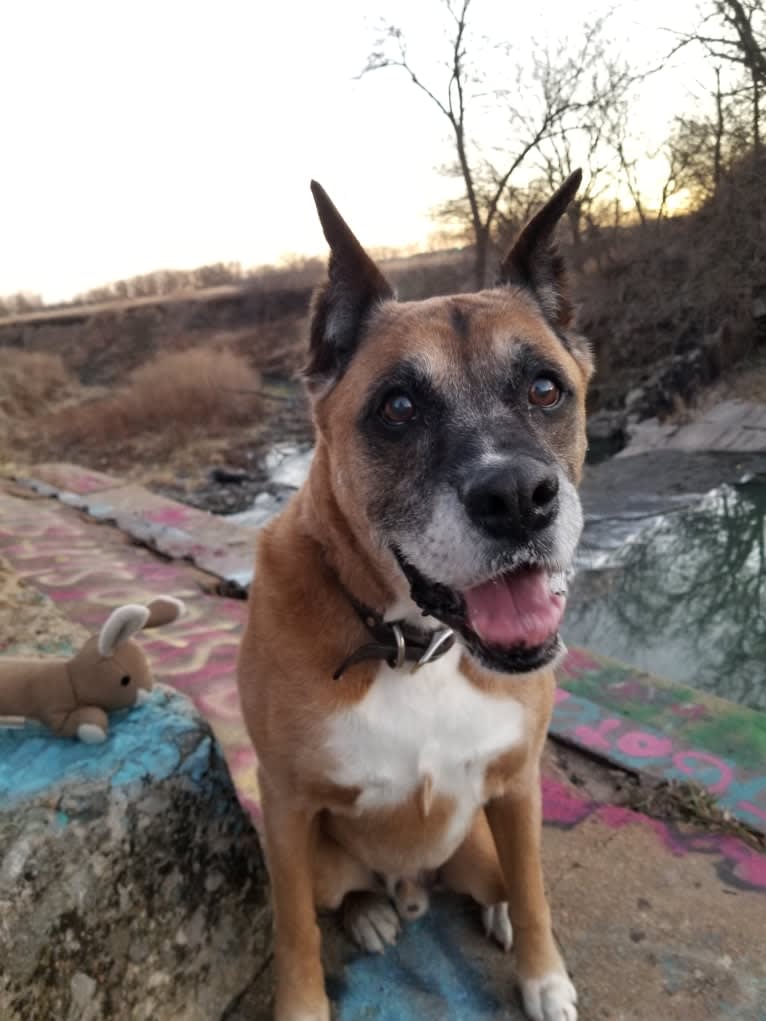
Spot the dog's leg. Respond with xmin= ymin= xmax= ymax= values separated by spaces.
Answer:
xmin=261 ymin=785 xmax=329 ymax=1021
xmin=313 ymin=833 xmax=399 ymax=954
xmin=441 ymin=810 xmax=512 ymax=951
xmin=486 ymin=784 xmax=577 ymax=1021
xmin=312 ymin=823 xmax=377 ymax=911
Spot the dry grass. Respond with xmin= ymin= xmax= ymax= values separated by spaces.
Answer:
xmin=0 ymin=351 xmax=80 ymax=465
xmin=0 ymin=350 xmax=76 ymax=419
xmin=48 ymin=346 xmax=263 ymax=452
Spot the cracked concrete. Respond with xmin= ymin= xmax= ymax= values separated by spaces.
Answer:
xmin=0 ymin=688 xmax=270 ymax=1021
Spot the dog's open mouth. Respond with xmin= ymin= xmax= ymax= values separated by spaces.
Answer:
xmin=394 ymin=550 xmax=567 ymax=674
xmin=463 ymin=567 xmax=565 ymax=649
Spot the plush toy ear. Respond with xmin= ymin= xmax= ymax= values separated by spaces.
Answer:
xmin=144 ymin=595 xmax=185 ymax=628
xmin=497 ymin=169 xmax=582 ymax=329
xmin=98 ymin=605 xmax=150 ymax=656
xmin=304 ymin=180 xmax=394 ymax=389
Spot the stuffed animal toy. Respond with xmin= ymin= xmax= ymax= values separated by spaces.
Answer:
xmin=0 ymin=595 xmax=184 ymax=743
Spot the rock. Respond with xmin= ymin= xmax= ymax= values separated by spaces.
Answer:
xmin=227 ymin=489 xmax=294 ymax=531
xmin=209 ymin=466 xmax=249 ymax=485
xmin=0 ymin=686 xmax=270 ymax=1021
xmin=624 ymin=387 xmax=646 ymax=413
xmin=264 ymin=443 xmax=313 ymax=488
xmin=587 ymin=409 xmax=627 ymax=443
xmin=586 ymin=409 xmax=628 ymax=462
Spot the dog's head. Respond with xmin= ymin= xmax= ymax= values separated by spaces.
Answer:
xmin=305 ymin=174 xmax=593 ymax=675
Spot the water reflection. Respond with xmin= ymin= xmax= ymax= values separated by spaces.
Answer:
xmin=565 ymin=478 xmax=766 ymax=710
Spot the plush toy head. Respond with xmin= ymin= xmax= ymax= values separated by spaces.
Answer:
xmin=69 ymin=596 xmax=185 ymax=714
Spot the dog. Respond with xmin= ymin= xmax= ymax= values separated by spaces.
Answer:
xmin=237 ymin=168 xmax=592 ymax=1021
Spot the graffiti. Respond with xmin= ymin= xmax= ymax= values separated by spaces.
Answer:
xmin=542 ymin=777 xmax=766 ymax=893
xmin=552 ymin=685 xmax=766 ymax=833
xmin=0 ymin=491 xmax=262 ymax=824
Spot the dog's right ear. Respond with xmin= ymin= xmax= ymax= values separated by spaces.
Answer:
xmin=305 ymin=181 xmax=394 ymax=389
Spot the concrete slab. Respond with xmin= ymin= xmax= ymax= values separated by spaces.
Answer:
xmin=20 ymin=471 xmax=256 ymax=586
xmin=21 ymin=463 xmax=121 ymax=494
xmin=0 ymin=687 xmax=270 ymax=1021
xmin=230 ymin=778 xmax=766 ymax=1021
xmin=555 ymin=652 xmax=766 ymax=834
xmin=620 ymin=400 xmax=766 ymax=458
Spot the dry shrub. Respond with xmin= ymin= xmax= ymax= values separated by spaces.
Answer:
xmin=53 ymin=346 xmax=262 ymax=448
xmin=576 ymin=151 xmax=766 ymax=412
xmin=0 ymin=350 xmax=75 ymax=418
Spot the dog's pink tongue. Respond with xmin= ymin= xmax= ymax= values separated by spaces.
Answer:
xmin=463 ymin=568 xmax=564 ymax=648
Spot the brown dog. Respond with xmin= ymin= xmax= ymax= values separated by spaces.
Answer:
xmin=237 ymin=170 xmax=592 ymax=1021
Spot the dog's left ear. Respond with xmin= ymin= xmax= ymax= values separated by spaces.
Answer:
xmin=498 ymin=169 xmax=582 ymax=329
xmin=305 ymin=181 xmax=394 ymax=388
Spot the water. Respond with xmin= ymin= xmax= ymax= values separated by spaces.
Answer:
xmin=565 ymin=477 xmax=766 ymax=711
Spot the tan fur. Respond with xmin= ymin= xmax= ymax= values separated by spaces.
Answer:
xmin=238 ymin=179 xmax=589 ymax=1021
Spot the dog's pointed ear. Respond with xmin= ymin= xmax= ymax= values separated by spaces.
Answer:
xmin=498 ymin=169 xmax=582 ymax=329
xmin=305 ymin=181 xmax=394 ymax=388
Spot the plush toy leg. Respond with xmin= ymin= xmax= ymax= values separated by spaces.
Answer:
xmin=58 ymin=706 xmax=109 ymax=743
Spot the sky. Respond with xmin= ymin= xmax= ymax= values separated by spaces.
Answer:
xmin=2 ymin=0 xmax=707 ymax=302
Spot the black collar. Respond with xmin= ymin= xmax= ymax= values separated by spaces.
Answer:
xmin=333 ymin=592 xmax=456 ymax=680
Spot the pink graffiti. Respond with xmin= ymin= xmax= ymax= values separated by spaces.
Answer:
xmin=574 ymin=717 xmax=621 ymax=753
xmin=609 ymin=679 xmax=650 ymax=701
xmin=561 ymin=647 xmax=602 ymax=675
xmin=617 ymin=731 xmax=673 ymax=759
xmin=144 ymin=505 xmax=193 ymax=527
xmin=672 ymin=703 xmax=709 ymax=722
xmin=673 ymin=750 xmax=734 ymax=795
xmin=738 ymin=801 xmax=766 ymax=825
xmin=543 ymin=777 xmax=766 ymax=893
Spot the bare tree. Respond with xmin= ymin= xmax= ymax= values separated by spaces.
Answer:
xmin=362 ymin=0 xmax=628 ymax=288
xmin=667 ymin=0 xmax=765 ymax=159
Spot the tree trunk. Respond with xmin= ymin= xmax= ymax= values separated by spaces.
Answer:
xmin=473 ymin=226 xmax=491 ymax=290
xmin=714 ymin=67 xmax=724 ymax=193
xmin=753 ymin=73 xmax=761 ymax=161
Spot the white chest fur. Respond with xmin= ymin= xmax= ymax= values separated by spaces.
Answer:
xmin=323 ymin=645 xmax=525 ymax=822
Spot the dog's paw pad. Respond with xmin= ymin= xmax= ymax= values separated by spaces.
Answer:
xmin=520 ymin=971 xmax=577 ymax=1021
xmin=482 ymin=902 xmax=513 ymax=951
xmin=343 ymin=892 xmax=400 ymax=954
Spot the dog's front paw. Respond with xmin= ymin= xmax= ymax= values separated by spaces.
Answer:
xmin=520 ymin=971 xmax=577 ymax=1021
xmin=482 ymin=901 xmax=513 ymax=951
xmin=343 ymin=891 xmax=400 ymax=954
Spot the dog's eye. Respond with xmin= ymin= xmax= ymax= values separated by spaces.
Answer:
xmin=528 ymin=377 xmax=562 ymax=409
xmin=381 ymin=393 xmax=416 ymax=426
xmin=120 ymin=675 xmax=131 ymax=687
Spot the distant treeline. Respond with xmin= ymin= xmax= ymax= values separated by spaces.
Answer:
xmin=0 ymin=256 xmax=330 ymax=320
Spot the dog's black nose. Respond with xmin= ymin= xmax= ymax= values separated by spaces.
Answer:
xmin=463 ymin=459 xmax=559 ymax=539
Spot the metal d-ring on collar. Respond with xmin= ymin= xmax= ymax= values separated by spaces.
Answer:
xmin=332 ymin=594 xmax=456 ymax=681
xmin=390 ymin=623 xmax=406 ymax=669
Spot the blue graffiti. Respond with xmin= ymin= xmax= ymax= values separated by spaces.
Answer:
xmin=331 ymin=897 xmax=518 ymax=1021
xmin=0 ymin=688 xmax=208 ymax=806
